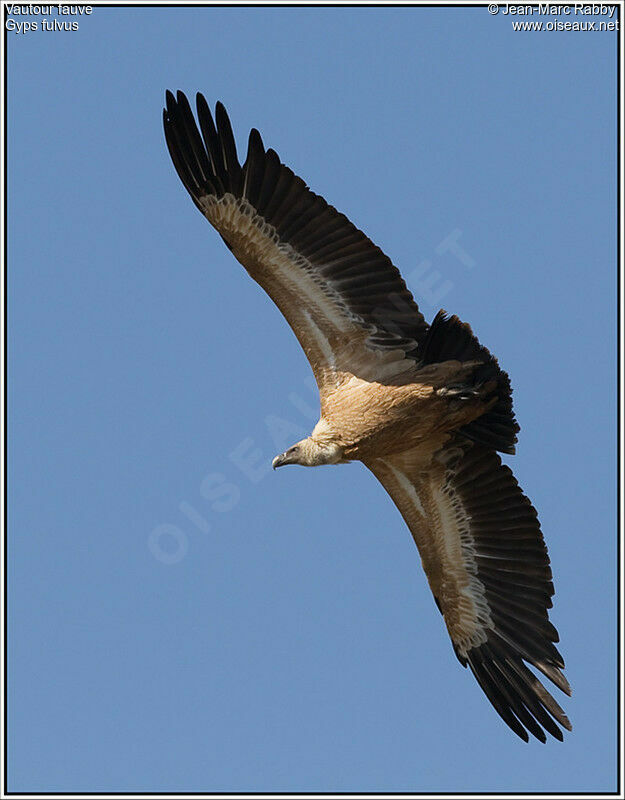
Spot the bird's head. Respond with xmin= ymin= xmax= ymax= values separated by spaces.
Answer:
xmin=272 ymin=437 xmax=343 ymax=469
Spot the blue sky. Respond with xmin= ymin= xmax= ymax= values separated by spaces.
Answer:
xmin=7 ymin=4 xmax=617 ymax=793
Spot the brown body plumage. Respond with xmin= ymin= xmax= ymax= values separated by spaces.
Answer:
xmin=163 ymin=92 xmax=571 ymax=743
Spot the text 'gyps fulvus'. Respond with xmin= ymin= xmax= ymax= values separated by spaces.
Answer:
xmin=163 ymin=91 xmax=571 ymax=743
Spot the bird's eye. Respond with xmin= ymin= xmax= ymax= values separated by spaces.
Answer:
xmin=289 ymin=446 xmax=299 ymax=454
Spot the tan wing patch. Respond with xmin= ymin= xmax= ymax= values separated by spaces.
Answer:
xmin=426 ymin=473 xmax=495 ymax=654
xmin=201 ymin=193 xmax=419 ymax=386
xmin=376 ymin=454 xmax=494 ymax=655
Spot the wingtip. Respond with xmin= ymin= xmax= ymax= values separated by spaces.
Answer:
xmin=195 ymin=92 xmax=210 ymax=120
xmin=164 ymin=89 xmax=176 ymax=115
xmin=248 ymin=127 xmax=265 ymax=155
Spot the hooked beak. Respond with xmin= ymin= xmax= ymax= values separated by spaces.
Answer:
xmin=272 ymin=453 xmax=288 ymax=470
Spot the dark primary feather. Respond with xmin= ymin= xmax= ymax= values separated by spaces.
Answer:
xmin=163 ymin=91 xmax=430 ymax=360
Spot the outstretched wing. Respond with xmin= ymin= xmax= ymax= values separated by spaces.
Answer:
xmin=366 ymin=440 xmax=571 ymax=742
xmin=163 ymin=92 xmax=429 ymax=393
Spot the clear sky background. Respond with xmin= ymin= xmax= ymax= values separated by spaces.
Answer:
xmin=7 ymin=4 xmax=618 ymax=793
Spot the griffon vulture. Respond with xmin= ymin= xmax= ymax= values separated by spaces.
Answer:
xmin=163 ymin=91 xmax=571 ymax=743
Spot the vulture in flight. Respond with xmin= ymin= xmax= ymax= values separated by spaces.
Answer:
xmin=163 ymin=91 xmax=571 ymax=743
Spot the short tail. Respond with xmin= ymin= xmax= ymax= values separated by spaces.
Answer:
xmin=420 ymin=310 xmax=520 ymax=454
